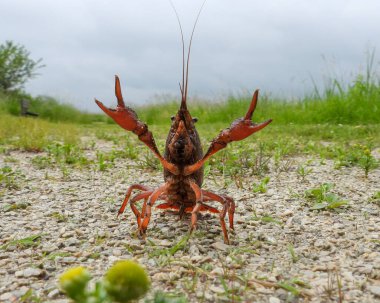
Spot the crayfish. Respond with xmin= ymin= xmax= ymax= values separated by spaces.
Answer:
xmin=95 ymin=4 xmax=272 ymax=244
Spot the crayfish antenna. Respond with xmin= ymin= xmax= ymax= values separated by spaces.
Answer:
xmin=169 ymin=0 xmax=208 ymax=110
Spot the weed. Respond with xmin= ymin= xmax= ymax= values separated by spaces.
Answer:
xmin=138 ymin=150 xmax=160 ymax=171
xmin=0 ymin=234 xmax=42 ymax=250
xmin=31 ymin=155 xmax=52 ymax=169
xmin=304 ymin=183 xmax=348 ymax=210
xmin=88 ymin=252 xmax=101 ymax=259
xmin=4 ymin=156 xmax=18 ymax=163
xmin=326 ymin=143 xmax=378 ymax=177
xmin=252 ymin=215 xmax=283 ymax=226
xmin=296 ymin=161 xmax=313 ymax=181
xmin=49 ymin=212 xmax=68 ymax=222
xmin=3 ymin=201 xmax=30 ymax=212
xmin=19 ymin=288 xmax=42 ymax=303
xmin=252 ymin=176 xmax=270 ymax=193
xmin=46 ymin=143 xmax=89 ymax=167
xmin=321 ymin=270 xmax=344 ymax=302
xmin=287 ymin=244 xmax=300 ymax=263
xmin=0 ymin=166 xmax=22 ymax=189
xmin=148 ymin=292 xmax=188 ymax=303
xmin=46 ymin=252 xmax=71 ymax=260
xmin=369 ymin=191 xmax=380 ymax=206
xmin=96 ymin=152 xmax=110 ymax=171
xmin=147 ymin=235 xmax=190 ymax=266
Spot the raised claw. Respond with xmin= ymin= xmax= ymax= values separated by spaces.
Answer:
xmin=95 ymin=75 xmax=140 ymax=132
xmin=227 ymin=90 xmax=272 ymax=142
xmin=184 ymin=90 xmax=271 ymax=176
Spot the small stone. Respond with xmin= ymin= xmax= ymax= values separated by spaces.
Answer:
xmin=191 ymin=255 xmax=202 ymax=263
xmin=112 ymin=249 xmax=122 ymax=256
xmin=280 ymin=210 xmax=293 ymax=217
xmin=269 ymin=297 xmax=281 ymax=303
xmin=159 ymin=239 xmax=171 ymax=247
xmin=61 ymin=257 xmax=76 ymax=264
xmin=23 ymin=268 xmax=45 ymax=278
xmin=357 ymin=265 xmax=373 ymax=274
xmin=0 ymin=292 xmax=16 ymax=301
xmin=211 ymin=242 xmax=229 ymax=251
xmin=368 ymin=286 xmax=380 ymax=297
xmin=210 ymin=285 xmax=224 ymax=293
xmin=108 ymin=256 xmax=119 ymax=264
xmin=189 ymin=244 xmax=200 ymax=255
xmin=48 ymin=289 xmax=60 ymax=299
xmin=12 ymin=286 xmax=29 ymax=298
xmin=15 ymin=270 xmax=24 ymax=277
xmin=211 ymin=267 xmax=224 ymax=275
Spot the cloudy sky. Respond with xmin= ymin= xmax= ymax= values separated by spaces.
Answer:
xmin=1 ymin=0 xmax=379 ymax=111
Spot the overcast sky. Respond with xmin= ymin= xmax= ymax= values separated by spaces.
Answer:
xmin=1 ymin=0 xmax=379 ymax=111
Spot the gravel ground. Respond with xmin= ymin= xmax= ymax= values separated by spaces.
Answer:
xmin=0 ymin=140 xmax=379 ymax=303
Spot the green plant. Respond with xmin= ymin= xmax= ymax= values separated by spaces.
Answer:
xmin=148 ymin=235 xmax=190 ymax=259
xmin=369 ymin=191 xmax=380 ymax=206
xmin=19 ymin=288 xmax=42 ymax=303
xmin=252 ymin=214 xmax=283 ymax=227
xmin=0 ymin=234 xmax=42 ymax=250
xmin=331 ymin=144 xmax=378 ymax=177
xmin=296 ymin=162 xmax=313 ymax=181
xmin=304 ymin=183 xmax=348 ymax=210
xmin=3 ymin=201 xmax=30 ymax=212
xmin=50 ymin=212 xmax=68 ymax=222
xmin=0 ymin=40 xmax=44 ymax=91
xmin=0 ymin=166 xmax=21 ymax=189
xmin=47 ymin=143 xmax=89 ymax=167
xmin=104 ymin=261 xmax=150 ymax=303
xmin=252 ymin=176 xmax=270 ymax=193
xmin=59 ymin=260 xmax=181 ymax=303
xmin=287 ymin=244 xmax=300 ymax=263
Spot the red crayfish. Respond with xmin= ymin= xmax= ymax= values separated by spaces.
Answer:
xmin=95 ymin=5 xmax=272 ymax=244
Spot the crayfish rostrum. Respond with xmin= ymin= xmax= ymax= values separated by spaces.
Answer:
xmin=95 ymin=7 xmax=272 ymax=244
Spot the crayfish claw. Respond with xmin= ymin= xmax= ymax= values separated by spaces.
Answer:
xmin=114 ymin=75 xmax=126 ymax=108
xmin=244 ymin=89 xmax=259 ymax=120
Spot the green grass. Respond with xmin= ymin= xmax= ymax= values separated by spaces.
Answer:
xmin=0 ymin=90 xmax=109 ymax=124
xmin=0 ymin=114 xmax=80 ymax=151
xmin=0 ymin=67 xmax=379 ymax=127
xmin=136 ymin=73 xmax=380 ymax=126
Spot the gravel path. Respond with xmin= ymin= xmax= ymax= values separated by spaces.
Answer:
xmin=0 ymin=140 xmax=379 ymax=303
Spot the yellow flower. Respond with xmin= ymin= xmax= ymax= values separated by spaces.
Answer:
xmin=59 ymin=266 xmax=91 ymax=300
xmin=104 ymin=260 xmax=150 ymax=303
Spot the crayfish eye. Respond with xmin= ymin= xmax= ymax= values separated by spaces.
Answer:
xmin=192 ymin=117 xmax=198 ymax=123
xmin=170 ymin=116 xmax=175 ymax=121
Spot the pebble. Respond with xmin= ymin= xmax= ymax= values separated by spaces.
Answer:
xmin=211 ymin=267 xmax=224 ymax=275
xmin=269 ymin=297 xmax=281 ymax=303
xmin=22 ymin=268 xmax=45 ymax=278
xmin=368 ymin=286 xmax=380 ymax=297
xmin=209 ymin=285 xmax=225 ymax=294
xmin=110 ymin=248 xmax=121 ymax=257
xmin=47 ymin=289 xmax=61 ymax=299
xmin=0 ymin=292 xmax=16 ymax=301
xmin=211 ymin=242 xmax=229 ymax=251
